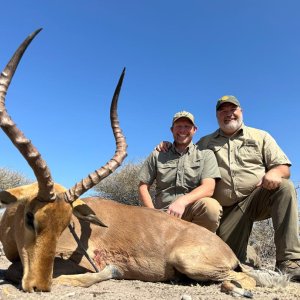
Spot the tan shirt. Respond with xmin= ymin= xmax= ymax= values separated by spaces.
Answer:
xmin=138 ymin=142 xmax=221 ymax=209
xmin=197 ymin=124 xmax=291 ymax=206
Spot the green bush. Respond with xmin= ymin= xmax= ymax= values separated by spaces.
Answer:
xmin=93 ymin=161 xmax=156 ymax=206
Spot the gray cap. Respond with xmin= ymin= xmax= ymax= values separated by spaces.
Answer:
xmin=172 ymin=111 xmax=195 ymax=126
xmin=216 ymin=95 xmax=240 ymax=110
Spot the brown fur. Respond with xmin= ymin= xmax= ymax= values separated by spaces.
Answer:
xmin=0 ymin=185 xmax=257 ymax=295
xmin=0 ymin=183 xmax=72 ymax=291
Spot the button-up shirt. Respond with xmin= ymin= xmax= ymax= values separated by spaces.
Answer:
xmin=197 ymin=124 xmax=291 ymax=206
xmin=138 ymin=142 xmax=221 ymax=209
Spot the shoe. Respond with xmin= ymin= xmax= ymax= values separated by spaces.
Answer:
xmin=275 ymin=259 xmax=300 ymax=281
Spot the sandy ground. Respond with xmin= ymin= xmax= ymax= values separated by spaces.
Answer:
xmin=1 ymin=248 xmax=300 ymax=300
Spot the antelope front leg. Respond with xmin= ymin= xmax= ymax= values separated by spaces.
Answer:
xmin=53 ymin=265 xmax=122 ymax=287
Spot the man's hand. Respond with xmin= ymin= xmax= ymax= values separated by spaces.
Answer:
xmin=257 ymin=173 xmax=282 ymax=190
xmin=155 ymin=141 xmax=172 ymax=152
xmin=256 ymin=165 xmax=290 ymax=190
xmin=167 ymin=196 xmax=188 ymax=218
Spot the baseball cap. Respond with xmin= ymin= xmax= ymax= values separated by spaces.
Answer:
xmin=216 ymin=95 xmax=240 ymax=110
xmin=172 ymin=111 xmax=195 ymax=126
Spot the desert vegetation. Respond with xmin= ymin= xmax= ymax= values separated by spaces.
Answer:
xmin=0 ymin=168 xmax=32 ymax=209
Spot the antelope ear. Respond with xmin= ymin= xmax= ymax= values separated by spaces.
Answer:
xmin=71 ymin=199 xmax=107 ymax=227
xmin=0 ymin=183 xmax=39 ymax=204
xmin=0 ymin=190 xmax=18 ymax=204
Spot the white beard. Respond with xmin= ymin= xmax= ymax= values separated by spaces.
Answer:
xmin=218 ymin=116 xmax=243 ymax=134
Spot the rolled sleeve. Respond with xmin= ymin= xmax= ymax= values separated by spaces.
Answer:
xmin=138 ymin=151 xmax=158 ymax=185
xmin=263 ymin=132 xmax=291 ymax=169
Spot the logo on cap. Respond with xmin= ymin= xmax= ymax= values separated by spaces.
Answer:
xmin=172 ymin=111 xmax=195 ymax=126
xmin=216 ymin=95 xmax=240 ymax=110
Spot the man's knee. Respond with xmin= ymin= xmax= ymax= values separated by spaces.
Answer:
xmin=279 ymin=178 xmax=296 ymax=194
xmin=274 ymin=178 xmax=297 ymax=205
xmin=200 ymin=197 xmax=223 ymax=220
xmin=187 ymin=197 xmax=222 ymax=232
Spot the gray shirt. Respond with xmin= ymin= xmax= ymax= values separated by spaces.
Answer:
xmin=138 ymin=142 xmax=221 ymax=209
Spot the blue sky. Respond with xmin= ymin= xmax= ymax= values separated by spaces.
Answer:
xmin=0 ymin=1 xmax=300 ymax=198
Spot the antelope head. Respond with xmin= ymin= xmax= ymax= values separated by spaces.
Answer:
xmin=0 ymin=29 xmax=127 ymax=292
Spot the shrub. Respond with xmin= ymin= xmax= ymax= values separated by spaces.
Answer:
xmin=0 ymin=167 xmax=32 ymax=191
xmin=93 ymin=161 xmax=156 ymax=206
xmin=0 ymin=167 xmax=32 ymax=208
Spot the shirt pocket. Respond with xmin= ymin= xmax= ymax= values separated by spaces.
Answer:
xmin=184 ymin=159 xmax=203 ymax=186
xmin=236 ymin=140 xmax=263 ymax=167
xmin=157 ymin=161 xmax=178 ymax=188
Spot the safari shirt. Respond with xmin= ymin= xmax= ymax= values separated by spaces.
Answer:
xmin=197 ymin=124 xmax=291 ymax=206
xmin=138 ymin=142 xmax=221 ymax=209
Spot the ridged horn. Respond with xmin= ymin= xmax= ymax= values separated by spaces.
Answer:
xmin=0 ymin=29 xmax=56 ymax=201
xmin=64 ymin=68 xmax=127 ymax=203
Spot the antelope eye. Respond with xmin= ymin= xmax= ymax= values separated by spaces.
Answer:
xmin=25 ymin=211 xmax=35 ymax=230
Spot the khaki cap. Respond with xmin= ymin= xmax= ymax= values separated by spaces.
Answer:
xmin=216 ymin=95 xmax=240 ymax=110
xmin=172 ymin=111 xmax=195 ymax=126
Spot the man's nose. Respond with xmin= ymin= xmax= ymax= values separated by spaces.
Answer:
xmin=225 ymin=111 xmax=233 ymax=117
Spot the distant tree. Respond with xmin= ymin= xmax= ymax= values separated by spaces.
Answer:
xmin=0 ymin=167 xmax=32 ymax=209
xmin=0 ymin=167 xmax=32 ymax=191
xmin=295 ymin=182 xmax=299 ymax=197
xmin=93 ymin=161 xmax=156 ymax=206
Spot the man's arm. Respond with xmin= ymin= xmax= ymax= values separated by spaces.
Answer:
xmin=167 ymin=178 xmax=216 ymax=218
xmin=138 ymin=182 xmax=155 ymax=208
xmin=258 ymin=165 xmax=290 ymax=190
xmin=155 ymin=141 xmax=172 ymax=152
xmin=258 ymin=130 xmax=292 ymax=190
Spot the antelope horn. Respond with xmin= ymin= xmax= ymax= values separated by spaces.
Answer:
xmin=64 ymin=68 xmax=127 ymax=203
xmin=0 ymin=29 xmax=56 ymax=201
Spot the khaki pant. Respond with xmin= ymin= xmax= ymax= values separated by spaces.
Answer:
xmin=182 ymin=197 xmax=222 ymax=233
xmin=217 ymin=179 xmax=300 ymax=262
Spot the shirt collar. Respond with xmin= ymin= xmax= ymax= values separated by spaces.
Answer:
xmin=171 ymin=141 xmax=194 ymax=155
xmin=215 ymin=123 xmax=245 ymax=138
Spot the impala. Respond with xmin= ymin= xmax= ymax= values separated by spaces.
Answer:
xmin=0 ymin=29 xmax=287 ymax=298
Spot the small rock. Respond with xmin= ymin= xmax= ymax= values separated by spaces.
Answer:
xmin=181 ymin=294 xmax=192 ymax=300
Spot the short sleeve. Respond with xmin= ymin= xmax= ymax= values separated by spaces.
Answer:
xmin=200 ymin=149 xmax=221 ymax=180
xmin=137 ymin=151 xmax=158 ymax=185
xmin=262 ymin=132 xmax=291 ymax=169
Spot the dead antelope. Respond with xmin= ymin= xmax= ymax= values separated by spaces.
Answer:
xmin=0 ymin=30 xmax=287 ymax=298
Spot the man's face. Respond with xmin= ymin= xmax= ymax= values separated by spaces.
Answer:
xmin=171 ymin=118 xmax=197 ymax=147
xmin=216 ymin=103 xmax=243 ymax=135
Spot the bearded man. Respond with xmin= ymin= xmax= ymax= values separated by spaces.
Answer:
xmin=156 ymin=96 xmax=300 ymax=280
